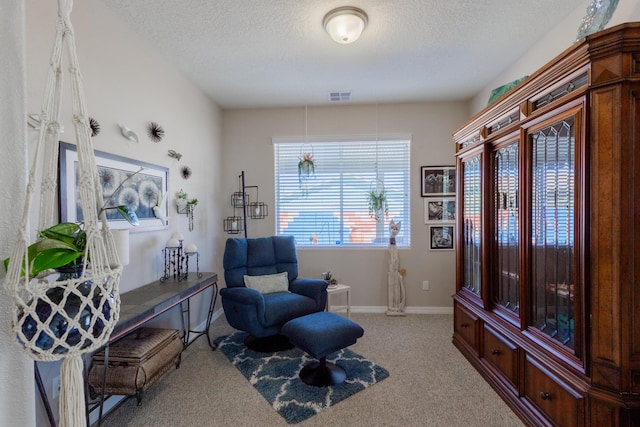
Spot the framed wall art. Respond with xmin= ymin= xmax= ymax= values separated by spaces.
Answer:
xmin=429 ymin=225 xmax=455 ymax=251
xmin=421 ymin=165 xmax=456 ymax=197
xmin=424 ymin=197 xmax=456 ymax=224
xmin=59 ymin=141 xmax=169 ymax=231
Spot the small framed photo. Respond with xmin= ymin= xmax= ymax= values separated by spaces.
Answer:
xmin=429 ymin=225 xmax=455 ymax=251
xmin=424 ymin=197 xmax=456 ymax=224
xmin=421 ymin=165 xmax=456 ymax=197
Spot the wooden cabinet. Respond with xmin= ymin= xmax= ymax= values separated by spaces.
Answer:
xmin=454 ymin=302 xmax=480 ymax=355
xmin=523 ymin=355 xmax=585 ymax=427
xmin=452 ymin=23 xmax=640 ymax=427
xmin=483 ymin=324 xmax=519 ymax=388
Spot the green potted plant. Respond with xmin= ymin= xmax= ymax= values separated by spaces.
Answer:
xmin=368 ymin=188 xmax=388 ymax=221
xmin=176 ymin=189 xmax=198 ymax=212
xmin=4 ymin=204 xmax=138 ymax=279
xmin=5 ymin=168 xmax=142 ymax=278
xmin=176 ymin=189 xmax=198 ymax=231
xmin=322 ymin=271 xmax=338 ymax=287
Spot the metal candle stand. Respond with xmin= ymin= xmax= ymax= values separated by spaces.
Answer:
xmin=223 ymin=171 xmax=268 ymax=237
xmin=160 ymin=240 xmax=202 ymax=282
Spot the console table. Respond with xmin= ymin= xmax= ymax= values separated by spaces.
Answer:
xmin=113 ymin=272 xmax=218 ymax=346
xmin=92 ymin=272 xmax=218 ymax=425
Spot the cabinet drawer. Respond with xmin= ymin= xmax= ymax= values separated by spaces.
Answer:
xmin=483 ymin=324 xmax=518 ymax=387
xmin=524 ymin=355 xmax=584 ymax=427
xmin=454 ymin=303 xmax=480 ymax=353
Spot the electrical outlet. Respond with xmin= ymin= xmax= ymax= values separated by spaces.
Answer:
xmin=422 ymin=280 xmax=429 ymax=291
xmin=52 ymin=376 xmax=60 ymax=399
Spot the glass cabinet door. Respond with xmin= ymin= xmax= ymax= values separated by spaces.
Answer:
xmin=529 ymin=116 xmax=576 ymax=350
xmin=493 ymin=141 xmax=519 ymax=316
xmin=461 ymin=154 xmax=482 ymax=297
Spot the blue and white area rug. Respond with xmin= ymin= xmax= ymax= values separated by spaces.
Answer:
xmin=214 ymin=332 xmax=389 ymax=424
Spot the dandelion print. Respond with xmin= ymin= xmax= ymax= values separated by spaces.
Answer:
xmin=99 ymin=167 xmax=117 ymax=196
xmin=117 ymin=188 xmax=139 ymax=217
xmin=138 ymin=180 xmax=160 ymax=216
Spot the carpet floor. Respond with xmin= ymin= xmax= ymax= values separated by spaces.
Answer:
xmin=100 ymin=313 xmax=525 ymax=427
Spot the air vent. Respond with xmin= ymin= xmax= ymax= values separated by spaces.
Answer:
xmin=328 ymin=90 xmax=352 ymax=102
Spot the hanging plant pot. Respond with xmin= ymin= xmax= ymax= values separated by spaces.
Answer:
xmin=298 ymin=143 xmax=315 ymax=189
xmin=2 ymin=2 xmax=124 ymax=423
xmin=298 ymin=155 xmax=315 ymax=182
xmin=17 ymin=265 xmax=114 ymax=355
xmin=368 ymin=187 xmax=388 ymax=221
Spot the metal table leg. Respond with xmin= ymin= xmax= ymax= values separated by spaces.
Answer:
xmin=180 ymin=282 xmax=218 ymax=349
xmin=35 ymin=362 xmax=56 ymax=427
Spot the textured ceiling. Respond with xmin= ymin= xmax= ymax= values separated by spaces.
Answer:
xmin=100 ymin=0 xmax=586 ymax=109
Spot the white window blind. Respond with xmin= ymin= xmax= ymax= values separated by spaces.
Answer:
xmin=274 ymin=136 xmax=411 ymax=247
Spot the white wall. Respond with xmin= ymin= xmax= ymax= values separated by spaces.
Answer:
xmin=17 ymin=1 xmax=223 ymax=424
xmin=0 ymin=2 xmax=36 ymax=426
xmin=26 ymin=0 xmax=223 ymax=292
xmin=470 ymin=0 xmax=640 ymax=114
xmin=221 ymin=102 xmax=467 ymax=310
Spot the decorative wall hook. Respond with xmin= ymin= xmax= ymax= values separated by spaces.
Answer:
xmin=119 ymin=124 xmax=139 ymax=143
xmin=27 ymin=114 xmax=41 ymax=129
xmin=27 ymin=114 xmax=65 ymax=133
xmin=168 ymin=150 xmax=182 ymax=161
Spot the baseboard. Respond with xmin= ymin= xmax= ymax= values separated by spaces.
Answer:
xmin=89 ymin=395 xmax=123 ymax=426
xmin=349 ymin=306 xmax=453 ymax=315
xmin=187 ymin=308 xmax=225 ymax=344
xmin=202 ymin=306 xmax=453 ymax=325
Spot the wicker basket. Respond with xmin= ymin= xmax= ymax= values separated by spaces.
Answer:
xmin=88 ymin=328 xmax=183 ymax=405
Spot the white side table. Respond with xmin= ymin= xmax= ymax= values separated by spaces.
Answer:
xmin=326 ymin=284 xmax=351 ymax=318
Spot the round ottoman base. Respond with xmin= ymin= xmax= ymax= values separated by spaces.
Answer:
xmin=244 ymin=334 xmax=293 ymax=353
xmin=299 ymin=357 xmax=346 ymax=387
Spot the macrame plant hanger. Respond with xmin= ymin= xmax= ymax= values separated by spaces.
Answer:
xmin=3 ymin=1 xmax=121 ymax=426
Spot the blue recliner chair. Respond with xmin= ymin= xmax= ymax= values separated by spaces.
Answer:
xmin=220 ymin=235 xmax=328 ymax=351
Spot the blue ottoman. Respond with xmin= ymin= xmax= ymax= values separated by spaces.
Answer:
xmin=282 ymin=311 xmax=364 ymax=386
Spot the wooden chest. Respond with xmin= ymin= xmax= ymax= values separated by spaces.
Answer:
xmin=88 ymin=327 xmax=183 ymax=405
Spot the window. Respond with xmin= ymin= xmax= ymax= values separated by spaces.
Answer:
xmin=273 ymin=136 xmax=411 ymax=247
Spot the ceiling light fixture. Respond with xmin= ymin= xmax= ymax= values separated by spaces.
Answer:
xmin=323 ymin=6 xmax=368 ymax=44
